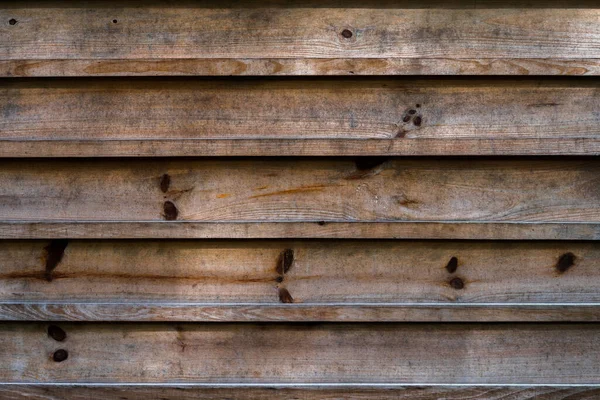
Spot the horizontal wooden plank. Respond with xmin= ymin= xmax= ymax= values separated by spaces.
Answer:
xmin=1 ymin=240 xmax=599 ymax=321
xmin=1 ymin=1 xmax=600 ymax=76
xmin=2 ymin=385 xmax=600 ymax=400
xmin=3 ymin=58 xmax=600 ymax=77
xmin=1 ymin=323 xmax=599 ymax=383
xmin=1 ymin=158 xmax=600 ymax=239
xmin=2 ymin=79 xmax=599 ymax=156
xmin=2 ymin=222 xmax=600 ymax=240
xmin=4 ymin=138 xmax=600 ymax=158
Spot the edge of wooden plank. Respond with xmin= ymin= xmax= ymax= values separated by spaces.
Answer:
xmin=2 ymin=58 xmax=600 ymax=77
xmin=1 ymin=302 xmax=598 ymax=322
xmin=1 ymin=383 xmax=599 ymax=400
xmin=2 ymin=138 xmax=600 ymax=157
xmin=1 ymin=222 xmax=598 ymax=240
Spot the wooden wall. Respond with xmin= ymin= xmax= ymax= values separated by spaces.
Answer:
xmin=1 ymin=1 xmax=599 ymax=398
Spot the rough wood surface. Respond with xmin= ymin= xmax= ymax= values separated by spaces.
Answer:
xmin=4 ymin=221 xmax=600 ymax=240
xmin=0 ymin=240 xmax=598 ymax=321
xmin=2 ymin=385 xmax=600 ymax=400
xmin=1 ymin=1 xmax=600 ymax=76
xmin=2 ymin=79 xmax=599 ymax=156
xmin=1 ymin=159 xmax=599 ymax=236
xmin=1 ymin=323 xmax=599 ymax=384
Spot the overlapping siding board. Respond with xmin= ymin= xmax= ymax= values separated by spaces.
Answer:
xmin=1 ymin=1 xmax=599 ymax=398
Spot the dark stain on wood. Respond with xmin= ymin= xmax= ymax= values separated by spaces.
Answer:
xmin=278 ymin=287 xmax=294 ymax=303
xmin=47 ymin=325 xmax=67 ymax=342
xmin=445 ymin=257 xmax=459 ymax=273
xmin=249 ymin=185 xmax=328 ymax=199
xmin=395 ymin=128 xmax=407 ymax=138
xmin=0 ymin=270 xmax=276 ymax=284
xmin=276 ymin=249 xmax=294 ymax=276
xmin=556 ymin=252 xmax=576 ymax=273
xmin=52 ymin=349 xmax=68 ymax=362
xmin=395 ymin=195 xmax=419 ymax=208
xmin=347 ymin=157 xmax=389 ymax=179
xmin=354 ymin=157 xmax=389 ymax=171
xmin=163 ymin=201 xmax=178 ymax=220
xmin=449 ymin=277 xmax=465 ymax=290
xmin=160 ymin=174 xmax=171 ymax=193
xmin=413 ymin=116 xmax=422 ymax=126
xmin=43 ymin=239 xmax=69 ymax=282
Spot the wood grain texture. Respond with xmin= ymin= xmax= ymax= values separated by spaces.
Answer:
xmin=1 ymin=79 xmax=599 ymax=156
xmin=1 ymin=323 xmax=600 ymax=384
xmin=0 ymin=240 xmax=598 ymax=321
xmin=1 ymin=159 xmax=599 ymax=240
xmin=1 ymin=1 xmax=600 ymax=76
xmin=2 ymin=385 xmax=600 ymax=400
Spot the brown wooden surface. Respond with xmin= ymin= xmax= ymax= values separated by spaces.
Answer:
xmin=1 ymin=1 xmax=600 ymax=76
xmin=2 ymin=385 xmax=600 ymax=400
xmin=0 ymin=240 xmax=598 ymax=321
xmin=1 ymin=159 xmax=599 ymax=240
xmin=1 ymin=322 xmax=599 ymax=384
xmin=2 ymin=78 xmax=599 ymax=157
xmin=2 ymin=0 xmax=600 ymax=394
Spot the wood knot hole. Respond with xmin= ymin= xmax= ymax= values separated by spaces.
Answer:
xmin=48 ymin=325 xmax=66 ymax=342
xmin=163 ymin=201 xmax=178 ymax=220
xmin=449 ymin=277 xmax=464 ymax=290
xmin=160 ymin=173 xmax=171 ymax=193
xmin=556 ymin=252 xmax=576 ymax=273
xmin=52 ymin=349 xmax=68 ymax=362
xmin=445 ymin=257 xmax=458 ymax=273
xmin=278 ymin=287 xmax=294 ymax=303
xmin=341 ymin=29 xmax=353 ymax=38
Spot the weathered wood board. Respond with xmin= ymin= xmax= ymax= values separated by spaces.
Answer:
xmin=3 ymin=385 xmax=600 ymax=400
xmin=0 ymin=240 xmax=598 ymax=321
xmin=2 ymin=0 xmax=600 ymax=396
xmin=1 ymin=1 xmax=600 ymax=76
xmin=1 ymin=158 xmax=600 ymax=239
xmin=2 ymin=78 xmax=599 ymax=157
xmin=1 ymin=323 xmax=599 ymax=384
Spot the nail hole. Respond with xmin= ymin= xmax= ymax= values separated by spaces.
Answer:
xmin=53 ymin=349 xmax=69 ymax=362
xmin=47 ymin=325 xmax=67 ymax=342
xmin=112 ymin=19 xmax=118 ymax=24
xmin=9 ymin=18 xmax=17 ymax=25
xmin=449 ymin=277 xmax=464 ymax=290
xmin=413 ymin=116 xmax=422 ymax=126
xmin=556 ymin=252 xmax=576 ymax=273
xmin=408 ymin=109 xmax=417 ymax=115
xmin=402 ymin=115 xmax=411 ymax=123
xmin=445 ymin=257 xmax=458 ymax=274
xmin=341 ymin=29 xmax=353 ymax=39
xmin=416 ymin=104 xmax=421 ymax=108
